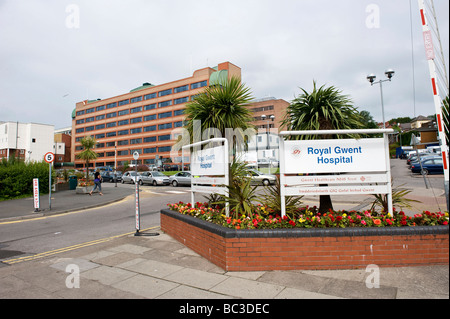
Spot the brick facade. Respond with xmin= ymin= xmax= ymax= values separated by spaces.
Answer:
xmin=161 ymin=209 xmax=449 ymax=271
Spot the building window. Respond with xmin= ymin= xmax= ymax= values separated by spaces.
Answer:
xmin=174 ymin=109 xmax=184 ymax=116
xmin=158 ymin=88 xmax=172 ymax=97
xmin=144 ymin=125 xmax=156 ymax=132
xmin=76 ymin=119 xmax=85 ymax=124
xmin=158 ymin=111 xmax=172 ymax=119
xmin=118 ymin=99 xmax=129 ymax=106
xmin=117 ymin=140 xmax=128 ymax=146
xmin=130 ymin=106 xmax=142 ymax=113
xmin=95 ymin=133 xmax=105 ymax=139
xmin=191 ymin=80 xmax=207 ymax=89
xmin=117 ymin=150 xmax=128 ymax=156
xmin=158 ymin=146 xmax=171 ymax=152
xmin=174 ymin=85 xmax=189 ymax=93
xmin=144 ymin=114 xmax=156 ymax=121
xmin=118 ymin=109 xmax=129 ymax=116
xmin=174 ymin=121 xmax=183 ymax=128
xmin=85 ymin=126 xmax=95 ymax=132
xmin=130 ymin=138 xmax=142 ymax=145
xmin=86 ymin=107 xmax=95 ymax=114
xmin=106 ymin=122 xmax=117 ymax=128
xmin=95 ymin=124 xmax=105 ymax=130
xmin=144 ymin=93 xmax=157 ymax=100
xmin=96 ymin=105 xmax=105 ymax=111
xmin=144 ymin=136 xmax=156 ymax=142
xmin=143 ymin=147 xmax=157 ymax=154
xmin=130 ymin=96 xmax=142 ymax=103
xmin=118 ymin=129 xmax=129 ymax=136
xmin=118 ymin=119 xmax=129 ymax=126
xmin=159 ymin=100 xmax=172 ymax=108
xmin=96 ymin=114 xmax=105 ymax=120
xmin=76 ymin=110 xmax=85 ymax=116
xmin=158 ymin=134 xmax=171 ymax=141
xmin=144 ymin=103 xmax=156 ymax=111
xmin=158 ymin=123 xmax=172 ymax=130
xmin=130 ymin=128 xmax=142 ymax=134
xmin=130 ymin=117 xmax=142 ymax=124
xmin=106 ymin=131 xmax=116 ymax=137
xmin=106 ymin=102 xmax=117 ymax=109
xmin=76 ymin=128 xmax=85 ymax=133
xmin=174 ymin=97 xmax=189 ymax=105
xmin=106 ymin=142 xmax=115 ymax=147
xmin=106 ymin=112 xmax=117 ymax=118
xmin=85 ymin=117 xmax=95 ymax=123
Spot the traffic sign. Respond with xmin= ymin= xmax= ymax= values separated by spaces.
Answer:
xmin=44 ymin=152 xmax=55 ymax=163
xmin=133 ymin=151 xmax=140 ymax=160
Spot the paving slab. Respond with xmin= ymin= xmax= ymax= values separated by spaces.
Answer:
xmin=112 ymin=274 xmax=179 ymax=299
xmin=210 ymin=276 xmax=284 ymax=299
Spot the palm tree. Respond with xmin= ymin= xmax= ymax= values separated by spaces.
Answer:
xmin=184 ymin=76 xmax=255 ymax=155
xmin=281 ymin=81 xmax=364 ymax=213
xmin=76 ymin=136 xmax=98 ymax=184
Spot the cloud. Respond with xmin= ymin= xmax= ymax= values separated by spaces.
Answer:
xmin=0 ymin=0 xmax=448 ymax=128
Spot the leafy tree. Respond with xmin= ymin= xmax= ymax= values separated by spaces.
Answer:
xmin=281 ymin=81 xmax=364 ymax=213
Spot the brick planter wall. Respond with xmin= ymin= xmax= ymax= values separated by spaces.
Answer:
xmin=160 ymin=209 xmax=449 ymax=271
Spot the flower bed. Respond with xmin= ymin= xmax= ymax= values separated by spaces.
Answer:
xmin=167 ymin=201 xmax=449 ymax=229
xmin=162 ymin=201 xmax=449 ymax=271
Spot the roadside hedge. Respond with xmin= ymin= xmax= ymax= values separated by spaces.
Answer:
xmin=0 ymin=160 xmax=54 ymax=200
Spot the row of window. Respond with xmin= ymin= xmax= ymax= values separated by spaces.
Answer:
xmin=76 ymin=121 xmax=183 ymax=136
xmin=76 ymin=107 xmax=185 ymax=124
xmin=95 ymin=146 xmax=172 ymax=157
xmin=75 ymin=134 xmax=173 ymax=151
xmin=75 ymin=80 xmax=206 ymax=117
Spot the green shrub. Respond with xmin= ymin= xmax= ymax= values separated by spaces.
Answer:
xmin=0 ymin=160 xmax=54 ymax=200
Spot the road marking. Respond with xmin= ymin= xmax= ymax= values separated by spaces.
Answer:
xmin=165 ymin=190 xmax=188 ymax=194
xmin=1 ymin=226 xmax=160 ymax=265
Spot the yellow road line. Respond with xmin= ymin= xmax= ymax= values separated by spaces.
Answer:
xmin=2 ymin=226 xmax=160 ymax=265
xmin=0 ymin=196 xmax=132 ymax=225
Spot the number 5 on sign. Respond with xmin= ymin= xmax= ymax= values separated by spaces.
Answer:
xmin=44 ymin=152 xmax=55 ymax=163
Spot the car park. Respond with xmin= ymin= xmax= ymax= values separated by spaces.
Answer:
xmin=139 ymin=171 xmax=170 ymax=186
xmin=410 ymin=158 xmax=444 ymax=175
xmin=101 ymin=171 xmax=122 ymax=183
xmin=246 ymin=169 xmax=277 ymax=186
xmin=169 ymin=171 xmax=192 ymax=187
xmin=121 ymin=171 xmax=140 ymax=184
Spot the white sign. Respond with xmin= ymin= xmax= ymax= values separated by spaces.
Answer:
xmin=283 ymin=138 xmax=386 ymax=174
xmin=133 ymin=151 xmax=140 ymax=160
xmin=33 ymin=178 xmax=40 ymax=211
xmin=191 ymin=145 xmax=226 ymax=176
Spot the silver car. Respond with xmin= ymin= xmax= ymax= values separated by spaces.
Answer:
xmin=139 ymin=171 xmax=170 ymax=186
xmin=121 ymin=171 xmax=140 ymax=184
xmin=246 ymin=169 xmax=276 ymax=186
xmin=169 ymin=171 xmax=192 ymax=187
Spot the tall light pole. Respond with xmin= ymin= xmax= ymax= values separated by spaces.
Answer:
xmin=367 ymin=69 xmax=395 ymax=128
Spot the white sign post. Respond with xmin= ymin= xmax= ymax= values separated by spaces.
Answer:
xmin=279 ymin=129 xmax=394 ymax=217
xmin=33 ymin=178 xmax=40 ymax=212
xmin=182 ymin=138 xmax=229 ymax=216
xmin=133 ymin=151 xmax=141 ymax=235
xmin=44 ymin=152 xmax=55 ymax=210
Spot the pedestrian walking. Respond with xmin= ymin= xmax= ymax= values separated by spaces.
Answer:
xmin=89 ymin=171 xmax=103 ymax=196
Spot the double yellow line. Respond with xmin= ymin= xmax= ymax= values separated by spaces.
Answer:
xmin=2 ymin=226 xmax=159 ymax=265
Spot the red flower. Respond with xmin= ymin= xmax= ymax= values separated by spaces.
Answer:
xmin=289 ymin=220 xmax=296 ymax=226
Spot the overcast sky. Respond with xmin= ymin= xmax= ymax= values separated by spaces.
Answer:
xmin=0 ymin=0 xmax=448 ymax=130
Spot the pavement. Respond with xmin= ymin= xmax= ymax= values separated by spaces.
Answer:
xmin=0 ymin=178 xmax=448 ymax=301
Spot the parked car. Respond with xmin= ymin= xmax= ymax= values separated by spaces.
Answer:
xmin=139 ymin=171 xmax=170 ymax=186
xmin=409 ymin=155 xmax=441 ymax=168
xmin=101 ymin=171 xmax=122 ymax=183
xmin=169 ymin=171 xmax=192 ymax=187
xmin=246 ymin=169 xmax=276 ymax=186
xmin=411 ymin=158 xmax=444 ymax=175
xmin=407 ymin=154 xmax=440 ymax=166
xmin=121 ymin=171 xmax=140 ymax=184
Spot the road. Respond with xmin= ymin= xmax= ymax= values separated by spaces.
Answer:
xmin=0 ymin=184 xmax=191 ymax=263
xmin=0 ymin=158 xmax=446 ymax=264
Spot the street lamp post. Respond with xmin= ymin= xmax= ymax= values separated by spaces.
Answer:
xmin=367 ymin=69 xmax=395 ymax=128
xmin=261 ymin=114 xmax=275 ymax=173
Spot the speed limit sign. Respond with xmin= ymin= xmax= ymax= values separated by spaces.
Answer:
xmin=44 ymin=152 xmax=55 ymax=163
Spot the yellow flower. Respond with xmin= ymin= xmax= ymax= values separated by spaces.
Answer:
xmin=342 ymin=213 xmax=347 ymax=218
xmin=298 ymin=218 xmax=305 ymax=223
